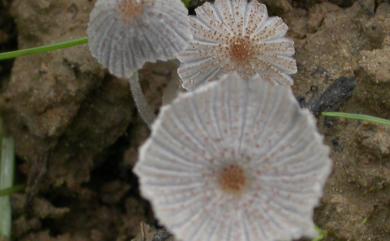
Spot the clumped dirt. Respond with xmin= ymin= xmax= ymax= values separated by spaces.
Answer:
xmin=0 ymin=0 xmax=389 ymax=241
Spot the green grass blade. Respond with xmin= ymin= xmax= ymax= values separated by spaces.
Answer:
xmin=322 ymin=112 xmax=390 ymax=126
xmin=313 ymin=226 xmax=327 ymax=241
xmin=182 ymin=0 xmax=191 ymax=8
xmin=0 ymin=137 xmax=15 ymax=239
xmin=0 ymin=37 xmax=88 ymax=61
xmin=0 ymin=185 xmax=24 ymax=197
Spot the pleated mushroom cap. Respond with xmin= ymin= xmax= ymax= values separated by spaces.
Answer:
xmin=178 ymin=0 xmax=297 ymax=90
xmin=134 ymin=73 xmax=332 ymax=241
xmin=87 ymin=0 xmax=192 ymax=78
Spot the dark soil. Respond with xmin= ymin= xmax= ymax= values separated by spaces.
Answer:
xmin=0 ymin=0 xmax=389 ymax=241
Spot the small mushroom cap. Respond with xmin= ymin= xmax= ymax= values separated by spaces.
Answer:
xmin=87 ymin=0 xmax=192 ymax=78
xmin=135 ymin=73 xmax=332 ymax=241
xmin=177 ymin=0 xmax=297 ymax=90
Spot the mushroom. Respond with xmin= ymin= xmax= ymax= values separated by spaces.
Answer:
xmin=87 ymin=0 xmax=192 ymax=126
xmin=134 ymin=73 xmax=332 ymax=241
xmin=178 ymin=0 xmax=297 ymax=90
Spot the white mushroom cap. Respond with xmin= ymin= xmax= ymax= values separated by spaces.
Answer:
xmin=134 ymin=73 xmax=332 ymax=241
xmin=87 ymin=0 xmax=192 ymax=78
xmin=178 ymin=0 xmax=297 ymax=90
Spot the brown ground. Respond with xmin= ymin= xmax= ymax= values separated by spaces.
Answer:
xmin=0 ymin=0 xmax=389 ymax=241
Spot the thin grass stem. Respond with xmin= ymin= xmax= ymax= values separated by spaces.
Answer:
xmin=322 ymin=112 xmax=390 ymax=126
xmin=182 ymin=0 xmax=191 ymax=8
xmin=0 ymin=185 xmax=24 ymax=197
xmin=312 ymin=226 xmax=327 ymax=241
xmin=0 ymin=137 xmax=15 ymax=239
xmin=0 ymin=37 xmax=88 ymax=61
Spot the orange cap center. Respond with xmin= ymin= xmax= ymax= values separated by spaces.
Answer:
xmin=229 ymin=37 xmax=252 ymax=63
xmin=218 ymin=164 xmax=247 ymax=194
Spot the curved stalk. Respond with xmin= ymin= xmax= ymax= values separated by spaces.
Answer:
xmin=128 ymin=72 xmax=156 ymax=128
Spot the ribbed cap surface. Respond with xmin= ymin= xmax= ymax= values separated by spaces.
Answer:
xmin=178 ymin=0 xmax=297 ymax=90
xmin=88 ymin=0 xmax=192 ymax=78
xmin=135 ymin=73 xmax=332 ymax=241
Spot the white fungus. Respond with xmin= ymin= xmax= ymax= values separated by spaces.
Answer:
xmin=134 ymin=73 xmax=332 ymax=241
xmin=87 ymin=0 xmax=192 ymax=78
xmin=178 ymin=0 xmax=297 ymax=90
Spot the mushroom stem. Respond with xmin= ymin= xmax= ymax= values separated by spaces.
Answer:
xmin=128 ymin=71 xmax=155 ymax=128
